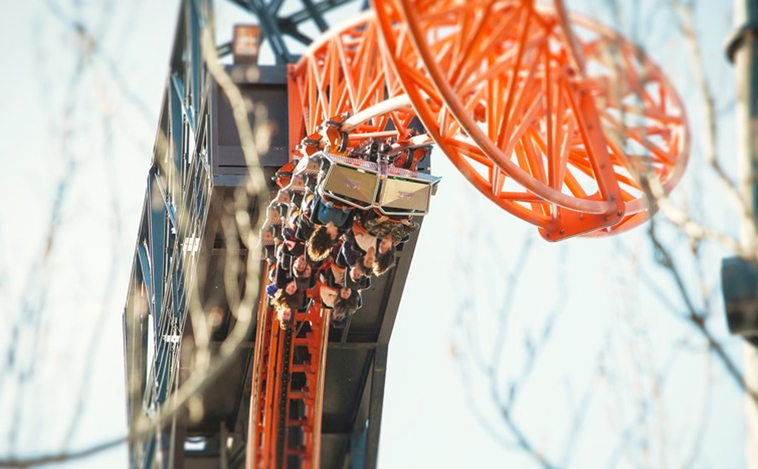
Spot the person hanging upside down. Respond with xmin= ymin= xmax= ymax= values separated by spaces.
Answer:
xmin=270 ymin=286 xmax=303 ymax=330
xmin=343 ymin=219 xmax=396 ymax=277
xmin=305 ymin=189 xmax=353 ymax=261
xmin=291 ymin=253 xmax=316 ymax=290
xmin=331 ymin=288 xmax=362 ymax=329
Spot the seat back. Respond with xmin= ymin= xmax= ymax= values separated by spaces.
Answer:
xmin=316 ymin=151 xmax=440 ymax=215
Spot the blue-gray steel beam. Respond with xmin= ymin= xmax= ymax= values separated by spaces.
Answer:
xmin=188 ymin=0 xmax=203 ymax=122
xmin=300 ymin=0 xmax=330 ymax=32
xmin=128 ymin=2 xmax=217 ymax=466
xmin=281 ymin=0 xmax=356 ymax=28
xmin=232 ymin=0 xmax=360 ymax=63
xmin=137 ymin=243 xmax=154 ymax=316
xmin=147 ymin=171 xmax=167 ymax=340
xmin=242 ymin=0 xmax=295 ymax=64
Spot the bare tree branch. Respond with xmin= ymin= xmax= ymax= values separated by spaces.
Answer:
xmin=671 ymin=0 xmax=753 ymax=232
xmin=0 ymin=2 xmax=270 ymax=465
xmin=647 ymin=218 xmax=758 ymax=408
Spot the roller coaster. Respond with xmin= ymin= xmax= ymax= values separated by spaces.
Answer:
xmin=122 ymin=0 xmax=689 ymax=467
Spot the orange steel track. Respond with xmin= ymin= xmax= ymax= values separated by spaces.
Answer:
xmin=288 ymin=15 xmax=421 ymax=152
xmin=249 ymin=1 xmax=689 ymax=467
xmin=289 ymin=0 xmax=689 ymax=240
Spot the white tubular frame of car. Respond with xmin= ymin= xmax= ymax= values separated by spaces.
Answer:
xmin=311 ymin=151 xmax=441 ymax=216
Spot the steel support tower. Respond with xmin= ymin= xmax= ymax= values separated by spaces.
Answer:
xmin=123 ymin=1 xmax=422 ymax=467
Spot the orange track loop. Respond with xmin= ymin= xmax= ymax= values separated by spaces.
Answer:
xmin=288 ymin=3 xmax=688 ymax=234
xmin=370 ymin=0 xmax=689 ymax=239
xmin=260 ymin=2 xmax=691 ymax=466
xmin=252 ymin=2 xmax=690 ymax=466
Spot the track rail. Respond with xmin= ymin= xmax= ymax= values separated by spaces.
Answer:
xmin=246 ymin=1 xmax=691 ymax=467
xmin=248 ymin=284 xmax=330 ymax=468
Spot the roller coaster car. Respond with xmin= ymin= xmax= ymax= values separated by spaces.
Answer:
xmin=313 ymin=151 xmax=441 ymax=217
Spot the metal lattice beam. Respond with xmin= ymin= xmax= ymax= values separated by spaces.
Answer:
xmin=231 ymin=0 xmax=362 ymax=63
xmin=123 ymin=1 xmax=215 ymax=467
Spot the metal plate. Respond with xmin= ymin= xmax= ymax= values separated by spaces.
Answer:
xmin=323 ymin=164 xmax=380 ymax=207
xmin=378 ymin=177 xmax=431 ymax=212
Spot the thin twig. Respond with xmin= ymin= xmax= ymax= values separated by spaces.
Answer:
xmin=671 ymin=0 xmax=752 ymax=230
xmin=648 ymin=220 xmax=758 ymax=409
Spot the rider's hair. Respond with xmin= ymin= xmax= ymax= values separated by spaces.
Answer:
xmin=308 ymin=225 xmax=335 ymax=261
xmin=373 ymin=246 xmax=396 ymax=276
